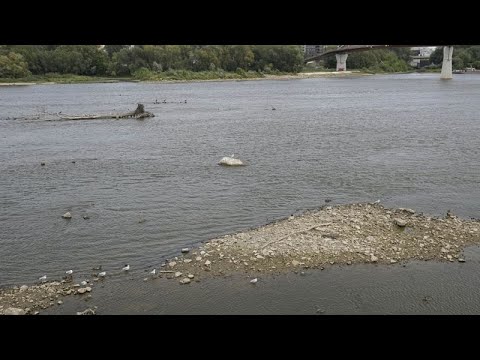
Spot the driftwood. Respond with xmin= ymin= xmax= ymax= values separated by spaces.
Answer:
xmin=57 ymin=104 xmax=154 ymax=121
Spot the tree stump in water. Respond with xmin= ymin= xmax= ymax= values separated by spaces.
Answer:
xmin=132 ymin=103 xmax=154 ymax=119
xmin=134 ymin=103 xmax=145 ymax=116
xmin=54 ymin=103 xmax=155 ymax=121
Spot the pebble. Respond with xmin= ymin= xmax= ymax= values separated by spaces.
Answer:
xmin=4 ymin=307 xmax=26 ymax=315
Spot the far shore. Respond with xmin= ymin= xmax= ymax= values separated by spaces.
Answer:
xmin=0 ymin=71 xmax=401 ymax=87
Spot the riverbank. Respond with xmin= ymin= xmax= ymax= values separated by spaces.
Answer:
xmin=1 ymin=202 xmax=479 ymax=314
xmin=0 ymin=279 xmax=94 ymax=315
xmin=0 ymin=71 xmax=373 ymax=86
xmin=0 ymin=74 xmax=135 ymax=85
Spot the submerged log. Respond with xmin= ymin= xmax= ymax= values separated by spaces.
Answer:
xmin=57 ymin=104 xmax=154 ymax=121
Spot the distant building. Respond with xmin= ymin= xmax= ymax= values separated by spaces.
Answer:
xmin=304 ymin=45 xmax=327 ymax=57
xmin=409 ymin=47 xmax=436 ymax=68
xmin=411 ymin=47 xmax=436 ymax=57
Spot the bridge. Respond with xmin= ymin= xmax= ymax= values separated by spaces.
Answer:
xmin=304 ymin=45 xmax=454 ymax=79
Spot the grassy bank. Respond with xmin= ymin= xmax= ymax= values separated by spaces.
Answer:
xmin=0 ymin=70 xmax=277 ymax=84
xmin=0 ymin=73 xmax=136 ymax=84
xmin=0 ymin=68 xmax=441 ymax=85
xmin=132 ymin=69 xmax=273 ymax=81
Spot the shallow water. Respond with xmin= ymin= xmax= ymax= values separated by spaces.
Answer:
xmin=44 ymin=245 xmax=480 ymax=315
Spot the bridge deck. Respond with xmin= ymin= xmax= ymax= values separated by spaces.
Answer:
xmin=304 ymin=45 xmax=417 ymax=63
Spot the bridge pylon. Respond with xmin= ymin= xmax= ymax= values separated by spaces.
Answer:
xmin=336 ymin=53 xmax=349 ymax=71
xmin=440 ymin=46 xmax=454 ymax=80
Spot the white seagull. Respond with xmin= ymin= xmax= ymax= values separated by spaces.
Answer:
xmin=98 ymin=271 xmax=106 ymax=277
xmin=150 ymin=269 xmax=156 ymax=275
xmin=65 ymin=270 xmax=73 ymax=275
xmin=250 ymin=278 xmax=258 ymax=284
xmin=39 ymin=275 xmax=47 ymax=282
xmin=122 ymin=264 xmax=130 ymax=271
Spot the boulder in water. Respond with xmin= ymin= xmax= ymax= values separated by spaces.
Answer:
xmin=218 ymin=157 xmax=244 ymax=166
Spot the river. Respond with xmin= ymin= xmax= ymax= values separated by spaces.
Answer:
xmin=1 ymin=73 xmax=479 ymax=313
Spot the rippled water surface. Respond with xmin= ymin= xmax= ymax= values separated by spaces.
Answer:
xmin=1 ymin=73 xmax=479 ymax=313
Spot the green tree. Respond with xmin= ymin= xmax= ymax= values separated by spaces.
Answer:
xmin=52 ymin=45 xmax=109 ymax=75
xmin=429 ymin=47 xmax=443 ymax=65
xmin=251 ymin=45 xmax=304 ymax=72
xmin=0 ymin=52 xmax=31 ymax=78
xmin=392 ymin=47 xmax=412 ymax=63
xmin=103 ymin=45 xmax=128 ymax=58
xmin=193 ymin=46 xmax=221 ymax=71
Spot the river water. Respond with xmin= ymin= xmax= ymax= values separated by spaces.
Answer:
xmin=1 ymin=73 xmax=479 ymax=314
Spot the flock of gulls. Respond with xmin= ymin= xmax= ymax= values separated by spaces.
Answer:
xmin=38 ymin=263 xmax=132 ymax=283
xmin=38 ymin=263 xmax=258 ymax=285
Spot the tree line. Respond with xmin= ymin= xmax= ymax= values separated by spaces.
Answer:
xmin=429 ymin=46 xmax=480 ymax=69
xmin=3 ymin=45 xmax=478 ymax=79
xmin=0 ymin=45 xmax=305 ymax=78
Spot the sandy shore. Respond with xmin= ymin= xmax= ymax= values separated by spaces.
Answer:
xmin=0 ymin=71 xmax=372 ymax=87
xmin=141 ymin=71 xmax=371 ymax=85
xmin=0 ymin=82 xmax=37 ymax=86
